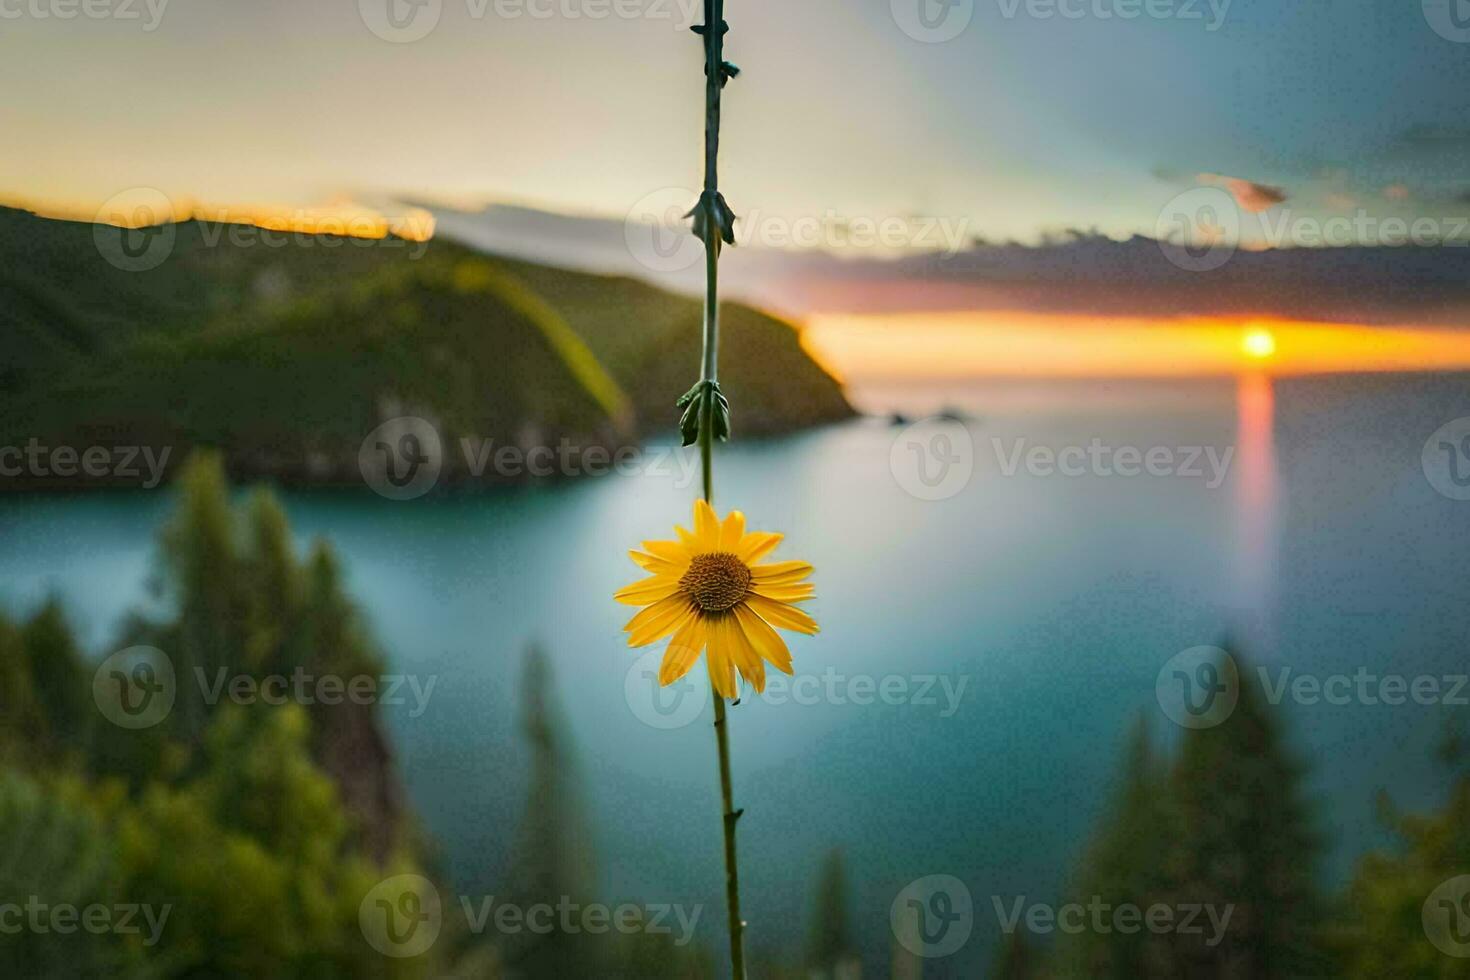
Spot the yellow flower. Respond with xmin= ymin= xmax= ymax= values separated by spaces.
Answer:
xmin=615 ymin=499 xmax=817 ymax=698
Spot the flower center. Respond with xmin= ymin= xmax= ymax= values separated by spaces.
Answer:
xmin=680 ymin=552 xmax=752 ymax=613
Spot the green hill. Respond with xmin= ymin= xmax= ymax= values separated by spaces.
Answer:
xmin=0 ymin=206 xmax=852 ymax=488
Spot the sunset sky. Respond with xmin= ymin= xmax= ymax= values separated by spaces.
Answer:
xmin=801 ymin=313 xmax=1470 ymax=380
xmin=4 ymin=0 xmax=1468 ymax=246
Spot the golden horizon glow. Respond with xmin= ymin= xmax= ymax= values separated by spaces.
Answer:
xmin=799 ymin=310 xmax=1470 ymax=379
xmin=1242 ymin=327 xmax=1278 ymax=360
xmin=2 ymin=192 xmax=435 ymax=243
xmin=802 ymin=311 xmax=1470 ymax=379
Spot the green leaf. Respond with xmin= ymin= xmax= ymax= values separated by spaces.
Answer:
xmin=674 ymin=380 xmax=732 ymax=446
xmin=686 ymin=191 xmax=737 ymax=247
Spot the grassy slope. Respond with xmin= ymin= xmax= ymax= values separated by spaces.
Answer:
xmin=494 ymin=253 xmax=854 ymax=435
xmin=0 ymin=207 xmax=852 ymax=485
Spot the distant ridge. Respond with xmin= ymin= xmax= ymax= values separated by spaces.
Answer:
xmin=430 ymin=202 xmax=1470 ymax=327
xmin=0 ymin=207 xmax=853 ymax=489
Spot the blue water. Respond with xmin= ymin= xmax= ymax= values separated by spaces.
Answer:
xmin=2 ymin=373 xmax=1467 ymax=975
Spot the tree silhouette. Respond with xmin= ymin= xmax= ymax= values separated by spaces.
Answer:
xmin=804 ymin=848 xmax=859 ymax=978
xmin=1154 ymin=648 xmax=1325 ymax=978
xmin=1055 ymin=713 xmax=1167 ymax=977
xmin=500 ymin=644 xmax=597 ymax=975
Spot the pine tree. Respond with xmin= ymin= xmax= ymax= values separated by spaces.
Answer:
xmin=21 ymin=599 xmax=94 ymax=761
xmin=991 ymin=930 xmax=1040 ymax=980
xmin=1051 ymin=648 xmax=1325 ymax=979
xmin=1333 ymin=718 xmax=1470 ymax=977
xmin=0 ymin=613 xmax=38 ymax=763
xmin=1154 ymin=647 xmax=1325 ymax=978
xmin=1053 ymin=713 xmax=1167 ymax=978
xmin=240 ymin=488 xmax=303 ymax=676
xmin=501 ymin=644 xmax=598 ymax=975
xmin=805 ymin=848 xmax=859 ymax=978
xmin=0 ymin=770 xmax=148 ymax=978
xmin=158 ymin=452 xmax=243 ymax=740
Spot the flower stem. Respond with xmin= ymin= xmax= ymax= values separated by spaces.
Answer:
xmin=711 ymin=693 xmax=744 ymax=979
xmin=695 ymin=1 xmax=744 ymax=976
xmin=699 ymin=236 xmax=718 ymax=502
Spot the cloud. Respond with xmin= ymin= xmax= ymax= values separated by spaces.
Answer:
xmin=425 ymin=200 xmax=1470 ymax=329
xmin=1197 ymin=173 xmax=1288 ymax=212
xmin=1383 ymin=184 xmax=1411 ymax=202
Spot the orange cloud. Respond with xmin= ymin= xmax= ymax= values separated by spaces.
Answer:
xmin=1197 ymin=174 xmax=1288 ymax=212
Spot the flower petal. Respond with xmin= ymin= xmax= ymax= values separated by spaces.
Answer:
xmin=694 ymin=499 xmax=721 ymax=550
xmin=614 ymin=574 xmax=681 ymax=606
xmin=719 ymin=510 xmax=746 ymax=551
xmin=659 ymin=616 xmax=707 ymax=685
xmin=705 ymin=615 xmax=738 ymax=698
xmin=749 ymin=583 xmax=815 ymax=603
xmin=737 ymin=532 xmax=783 ymax=564
xmin=629 ymin=549 xmax=680 ymax=574
xmin=721 ymin=612 xmax=765 ymax=694
xmin=625 ymin=595 xmax=697 ymax=647
xmin=734 ymin=603 xmax=793 ymax=674
xmin=744 ymin=594 xmax=820 ymax=635
xmin=641 ymin=539 xmax=692 ymax=566
xmin=751 ymin=561 xmax=813 ymax=583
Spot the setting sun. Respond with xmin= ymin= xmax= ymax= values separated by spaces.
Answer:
xmin=802 ymin=313 xmax=1470 ymax=379
xmin=1243 ymin=328 xmax=1278 ymax=360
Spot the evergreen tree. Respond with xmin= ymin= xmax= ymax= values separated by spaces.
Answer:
xmin=1050 ymin=649 xmax=1325 ymax=979
xmin=0 ymin=613 xmax=38 ymax=763
xmin=292 ymin=538 xmax=402 ymax=862
xmin=1334 ymin=719 xmax=1470 ymax=977
xmin=21 ymin=598 xmax=94 ymax=761
xmin=889 ymin=927 xmax=923 ymax=980
xmin=804 ymin=848 xmax=859 ymax=978
xmin=0 ymin=455 xmax=460 ymax=977
xmin=1053 ymin=714 xmax=1167 ymax=978
xmin=240 ymin=488 xmax=303 ymax=676
xmin=0 ymin=770 xmax=151 ymax=978
xmin=501 ymin=644 xmax=597 ymax=975
xmin=158 ymin=452 xmax=244 ymax=740
xmin=991 ymin=930 xmax=1040 ymax=980
xmin=1154 ymin=648 xmax=1325 ymax=978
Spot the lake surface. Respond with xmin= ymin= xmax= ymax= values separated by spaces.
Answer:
xmin=3 ymin=372 xmax=1468 ymax=975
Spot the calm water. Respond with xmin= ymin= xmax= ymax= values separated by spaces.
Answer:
xmin=3 ymin=373 xmax=1468 ymax=974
